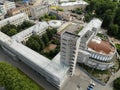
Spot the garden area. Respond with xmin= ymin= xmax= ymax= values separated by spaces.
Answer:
xmin=115 ymin=43 xmax=120 ymax=55
xmin=71 ymin=8 xmax=83 ymax=15
xmin=0 ymin=62 xmax=44 ymax=90
xmin=97 ymin=33 xmax=108 ymax=41
xmin=39 ymin=14 xmax=57 ymax=21
xmin=0 ymin=20 xmax=34 ymax=36
xmin=25 ymin=28 xmax=60 ymax=59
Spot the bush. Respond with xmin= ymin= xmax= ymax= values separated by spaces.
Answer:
xmin=114 ymin=77 xmax=120 ymax=90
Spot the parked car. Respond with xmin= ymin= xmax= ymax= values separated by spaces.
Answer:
xmin=87 ymin=81 xmax=95 ymax=90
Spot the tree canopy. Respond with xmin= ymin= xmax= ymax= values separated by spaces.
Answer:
xmin=0 ymin=20 xmax=34 ymax=36
xmin=0 ymin=62 xmax=43 ymax=90
xmin=85 ymin=0 xmax=120 ymax=39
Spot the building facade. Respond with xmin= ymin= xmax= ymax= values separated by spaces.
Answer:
xmin=60 ymin=32 xmax=80 ymax=76
xmin=4 ymin=1 xmax=16 ymax=11
xmin=0 ymin=13 xmax=29 ymax=28
xmin=0 ymin=4 xmax=7 ymax=15
xmin=30 ymin=5 xmax=49 ymax=19
xmin=8 ymin=5 xmax=31 ymax=16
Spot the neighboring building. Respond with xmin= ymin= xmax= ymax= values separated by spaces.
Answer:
xmin=4 ymin=1 xmax=16 ymax=11
xmin=7 ymin=8 xmax=20 ymax=16
xmin=0 ymin=13 xmax=29 ymax=28
xmin=0 ymin=13 xmax=4 ymax=20
xmin=30 ymin=5 xmax=49 ymax=19
xmin=0 ymin=4 xmax=7 ymax=15
xmin=8 ymin=5 xmax=31 ymax=16
xmin=12 ymin=22 xmax=49 ymax=43
xmin=59 ymin=0 xmax=88 ymax=11
xmin=29 ymin=0 xmax=36 ymax=5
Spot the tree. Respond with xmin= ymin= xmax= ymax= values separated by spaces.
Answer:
xmin=42 ymin=33 xmax=49 ymax=46
xmin=0 ymin=62 xmax=40 ymax=90
xmin=102 ymin=9 xmax=115 ymax=28
xmin=114 ymin=77 xmax=120 ymax=90
xmin=84 ymin=13 xmax=93 ymax=22
xmin=21 ymin=21 xmax=34 ymax=29
xmin=7 ymin=29 xmax=17 ymax=36
xmin=114 ymin=7 xmax=120 ymax=25
xmin=108 ymin=24 xmax=119 ymax=36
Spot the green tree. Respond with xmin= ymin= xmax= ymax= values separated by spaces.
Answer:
xmin=108 ymin=24 xmax=119 ymax=36
xmin=114 ymin=77 xmax=120 ymax=90
xmin=102 ymin=9 xmax=115 ymax=28
xmin=42 ymin=33 xmax=49 ymax=46
xmin=0 ymin=62 xmax=41 ymax=90
xmin=21 ymin=21 xmax=34 ymax=29
xmin=114 ymin=7 xmax=120 ymax=25
xmin=7 ymin=29 xmax=17 ymax=36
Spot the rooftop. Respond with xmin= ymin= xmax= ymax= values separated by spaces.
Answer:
xmin=88 ymin=37 xmax=115 ymax=55
xmin=0 ymin=31 xmax=69 ymax=82
xmin=12 ymin=22 xmax=49 ymax=42
xmin=60 ymin=0 xmax=88 ymax=6
xmin=78 ymin=18 xmax=102 ymax=37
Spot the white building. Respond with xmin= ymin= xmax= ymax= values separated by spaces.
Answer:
xmin=30 ymin=5 xmax=49 ymax=19
xmin=0 ymin=13 xmax=4 ymax=20
xmin=0 ymin=18 xmax=116 ymax=89
xmin=0 ymin=31 xmax=69 ymax=89
xmin=0 ymin=4 xmax=7 ymax=15
xmin=60 ymin=32 xmax=80 ymax=76
xmin=12 ymin=22 xmax=49 ymax=43
xmin=0 ymin=13 xmax=29 ymax=29
xmin=77 ymin=18 xmax=116 ymax=70
xmin=4 ymin=1 xmax=16 ymax=11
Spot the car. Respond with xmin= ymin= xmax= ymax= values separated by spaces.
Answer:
xmin=87 ymin=81 xmax=95 ymax=90
xmin=87 ymin=85 xmax=93 ymax=90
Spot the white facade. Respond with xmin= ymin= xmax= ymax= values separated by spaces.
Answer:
xmin=77 ymin=18 xmax=116 ymax=70
xmin=12 ymin=22 xmax=49 ymax=43
xmin=0 ymin=13 xmax=29 ymax=29
xmin=0 ymin=4 xmax=7 ymax=15
xmin=60 ymin=32 xmax=80 ymax=76
xmin=30 ymin=5 xmax=49 ymax=19
xmin=0 ymin=31 xmax=69 ymax=88
xmin=4 ymin=1 xmax=16 ymax=11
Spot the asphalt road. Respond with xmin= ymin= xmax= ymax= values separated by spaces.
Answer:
xmin=0 ymin=48 xmax=57 ymax=90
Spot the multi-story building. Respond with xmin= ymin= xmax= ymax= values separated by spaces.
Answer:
xmin=30 ymin=5 xmax=49 ymax=19
xmin=8 ymin=5 xmax=31 ymax=16
xmin=0 ymin=13 xmax=4 ymax=20
xmin=0 ymin=13 xmax=29 ymax=28
xmin=0 ymin=3 xmax=7 ymax=15
xmin=77 ymin=18 xmax=116 ymax=70
xmin=4 ymin=1 xmax=16 ymax=11
xmin=0 ymin=18 xmax=116 ymax=89
xmin=12 ymin=22 xmax=49 ymax=43
xmin=60 ymin=32 xmax=80 ymax=76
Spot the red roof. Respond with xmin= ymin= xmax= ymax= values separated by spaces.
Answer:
xmin=88 ymin=38 xmax=115 ymax=54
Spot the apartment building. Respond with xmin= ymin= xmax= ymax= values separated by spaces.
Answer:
xmin=0 ymin=13 xmax=29 ymax=28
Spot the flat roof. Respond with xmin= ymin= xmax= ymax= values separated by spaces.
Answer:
xmin=12 ymin=22 xmax=49 ymax=42
xmin=78 ymin=18 xmax=102 ymax=37
xmin=0 ymin=31 xmax=69 ymax=81
xmin=60 ymin=0 xmax=88 ymax=6
xmin=0 ymin=13 xmax=28 ymax=27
